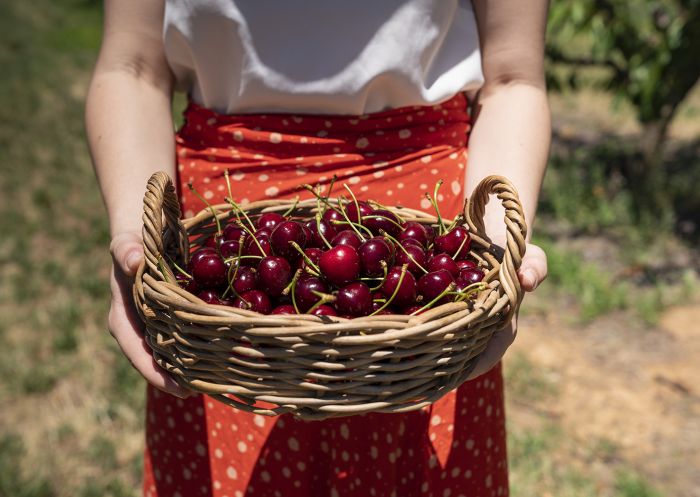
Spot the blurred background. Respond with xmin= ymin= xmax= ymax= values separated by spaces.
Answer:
xmin=0 ymin=0 xmax=698 ymax=496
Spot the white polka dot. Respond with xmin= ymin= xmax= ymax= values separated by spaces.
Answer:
xmin=340 ymin=424 xmax=350 ymax=439
xmin=466 ymin=439 xmax=475 ymax=450
xmin=370 ymin=446 xmax=378 ymax=459
xmin=486 ymin=474 xmax=493 ymax=487
xmin=261 ymin=471 xmax=271 ymax=482
xmin=297 ymin=461 xmax=306 ymax=471
xmin=288 ymin=437 xmax=300 ymax=451
xmin=166 ymin=417 xmax=175 ymax=428
xmin=451 ymin=467 xmax=461 ymax=478
xmin=296 ymin=168 xmax=308 ymax=176
xmin=195 ymin=443 xmax=206 ymax=457
xmin=270 ymin=132 xmax=282 ymax=143
xmin=232 ymin=172 xmax=245 ymax=181
xmin=233 ymin=131 xmax=244 ymax=142
xmin=399 ymin=129 xmax=412 ymax=139
xmin=428 ymin=455 xmax=437 ymax=468
xmin=431 ymin=415 xmax=442 ymax=426
xmin=342 ymin=451 xmax=350 ymax=461
xmin=183 ymin=468 xmax=192 ymax=480
xmin=373 ymin=171 xmax=384 ymax=178
xmin=356 ymin=137 xmax=369 ymax=149
xmin=317 ymin=130 xmax=328 ymax=137
xmin=265 ymin=186 xmax=279 ymax=197
xmin=259 ymin=174 xmax=269 ymax=182
xmin=227 ymin=466 xmax=238 ymax=479
xmin=420 ymin=198 xmax=432 ymax=210
xmin=300 ymin=137 xmax=309 ymax=143
xmin=451 ymin=180 xmax=462 ymax=195
xmin=254 ymin=415 xmax=265 ymax=427
xmin=331 ymin=489 xmax=340 ymax=497
xmin=420 ymin=183 xmax=428 ymax=190
xmin=421 ymin=155 xmax=432 ymax=163
xmin=348 ymin=176 xmax=361 ymax=184
xmin=237 ymin=441 xmax=247 ymax=453
xmin=282 ymin=467 xmax=292 ymax=478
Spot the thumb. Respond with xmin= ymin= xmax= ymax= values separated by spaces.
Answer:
xmin=110 ymin=232 xmax=144 ymax=277
xmin=517 ymin=243 xmax=547 ymax=292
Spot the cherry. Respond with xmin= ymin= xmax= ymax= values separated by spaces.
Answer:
xmin=311 ymin=304 xmax=338 ymax=316
xmin=457 ymin=267 xmax=484 ymax=288
xmin=304 ymin=219 xmax=337 ymax=248
xmin=271 ymin=304 xmax=297 ymax=315
xmin=220 ymin=239 xmax=243 ymax=259
xmin=270 ymin=221 xmax=307 ymax=259
xmin=434 ymin=226 xmax=471 ymax=259
xmin=395 ymin=243 xmax=428 ymax=275
xmin=336 ymin=282 xmax=372 ymax=317
xmin=223 ymin=224 xmax=247 ymax=242
xmin=381 ymin=266 xmax=417 ymax=307
xmin=187 ymin=247 xmax=217 ymax=271
xmin=358 ymin=237 xmax=393 ymax=277
xmin=427 ymin=253 xmax=460 ymax=277
xmin=456 ymin=259 xmax=478 ymax=271
xmin=294 ymin=276 xmax=328 ymax=312
xmin=204 ymin=232 xmax=224 ymax=249
xmin=345 ymin=201 xmax=373 ymax=224
xmin=299 ymin=247 xmax=322 ymax=273
xmin=331 ymin=230 xmax=362 ymax=249
xmin=243 ymin=233 xmax=272 ymax=259
xmin=256 ymin=212 xmax=286 ymax=230
xmin=318 ymin=245 xmax=360 ymax=287
xmin=197 ymin=289 xmax=223 ymax=305
xmin=190 ymin=252 xmax=228 ymax=289
xmin=258 ymin=256 xmax=292 ymax=296
xmin=254 ymin=227 xmax=273 ymax=239
xmin=233 ymin=290 xmax=272 ymax=314
xmin=403 ymin=305 xmax=424 ymax=315
xmin=231 ymin=266 xmax=258 ymax=294
xmin=365 ymin=209 xmax=403 ymax=238
xmin=399 ymin=221 xmax=430 ymax=247
xmin=417 ymin=269 xmax=455 ymax=302
xmin=322 ymin=208 xmax=344 ymax=226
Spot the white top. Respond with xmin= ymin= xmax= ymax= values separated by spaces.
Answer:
xmin=163 ymin=0 xmax=483 ymax=115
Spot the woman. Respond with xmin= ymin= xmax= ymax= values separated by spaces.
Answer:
xmin=86 ymin=1 xmax=549 ymax=496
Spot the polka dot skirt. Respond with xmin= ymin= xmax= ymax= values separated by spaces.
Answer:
xmin=143 ymin=93 xmax=509 ymax=497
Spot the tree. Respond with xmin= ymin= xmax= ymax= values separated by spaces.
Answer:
xmin=546 ymin=0 xmax=700 ymax=223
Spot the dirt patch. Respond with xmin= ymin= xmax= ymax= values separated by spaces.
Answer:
xmin=506 ymin=300 xmax=700 ymax=497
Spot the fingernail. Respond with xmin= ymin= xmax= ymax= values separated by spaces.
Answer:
xmin=126 ymin=251 xmax=141 ymax=272
xmin=524 ymin=269 xmax=538 ymax=290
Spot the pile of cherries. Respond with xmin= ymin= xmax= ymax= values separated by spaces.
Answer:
xmin=175 ymin=185 xmax=485 ymax=318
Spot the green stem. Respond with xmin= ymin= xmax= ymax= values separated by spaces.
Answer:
xmin=380 ymin=230 xmax=428 ymax=274
xmin=289 ymin=269 xmax=303 ymax=313
xmin=369 ymin=262 xmax=388 ymax=292
xmin=290 ymin=241 xmax=321 ymax=276
xmin=370 ymin=264 xmax=408 ymax=316
xmin=363 ymin=214 xmax=405 ymax=232
xmin=410 ymin=283 xmax=456 ymax=315
xmin=305 ymin=290 xmax=335 ymax=314
xmin=332 ymin=219 xmax=374 ymax=238
xmin=425 ymin=180 xmax=446 ymax=235
xmin=454 ymin=282 xmax=487 ymax=302
xmin=315 ymin=214 xmax=333 ymax=249
xmin=283 ymin=197 xmax=300 ymax=217
xmin=188 ymin=183 xmax=222 ymax=235
xmin=337 ymin=197 xmax=367 ymax=241
xmin=344 ymin=183 xmax=364 ymax=225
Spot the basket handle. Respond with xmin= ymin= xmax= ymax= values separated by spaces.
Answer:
xmin=141 ymin=171 xmax=189 ymax=282
xmin=465 ymin=175 xmax=528 ymax=321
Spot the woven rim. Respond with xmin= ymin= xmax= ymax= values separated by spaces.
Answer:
xmin=133 ymin=172 xmax=527 ymax=419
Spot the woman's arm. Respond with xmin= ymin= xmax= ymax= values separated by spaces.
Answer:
xmin=86 ymin=0 xmax=190 ymax=397
xmin=465 ymin=0 xmax=550 ymax=378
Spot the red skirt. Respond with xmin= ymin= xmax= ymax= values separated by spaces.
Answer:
xmin=142 ymin=93 xmax=509 ymax=497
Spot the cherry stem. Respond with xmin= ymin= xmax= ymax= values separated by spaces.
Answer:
xmin=331 ymin=219 xmax=374 ymax=238
xmin=363 ymin=214 xmax=405 ymax=231
xmin=337 ymin=197 xmax=367 ymax=241
xmin=369 ymin=262 xmax=388 ymax=292
xmin=343 ymin=184 xmax=364 ymax=226
xmin=379 ymin=230 xmax=428 ymax=274
xmin=224 ymin=196 xmax=257 ymax=236
xmin=426 ymin=180 xmax=446 ymax=235
xmin=368 ymin=200 xmax=406 ymax=223
xmin=188 ymin=183 xmax=223 ymax=236
xmin=167 ymin=257 xmax=192 ymax=280
xmin=290 ymin=241 xmax=321 ymax=276
xmin=452 ymin=235 xmax=469 ymax=259
xmin=324 ymin=175 xmax=338 ymax=208
xmin=234 ymin=221 xmax=267 ymax=256
xmin=221 ymin=235 xmax=246 ymax=299
xmin=411 ymin=283 xmax=456 ymax=316
xmin=454 ymin=282 xmax=487 ymax=302
xmin=157 ymin=256 xmax=175 ymax=284
xmin=305 ymin=290 xmax=336 ymax=314
xmin=283 ymin=197 xmax=300 ymax=217
xmin=289 ymin=269 xmax=303 ymax=313
xmin=315 ymin=213 xmax=333 ymax=250
xmin=369 ymin=264 xmax=408 ymax=316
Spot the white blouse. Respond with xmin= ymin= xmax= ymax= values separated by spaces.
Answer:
xmin=163 ymin=0 xmax=483 ymax=115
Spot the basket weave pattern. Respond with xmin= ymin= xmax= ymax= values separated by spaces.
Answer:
xmin=134 ymin=172 xmax=527 ymax=419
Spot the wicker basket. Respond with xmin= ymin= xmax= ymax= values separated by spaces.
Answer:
xmin=134 ymin=172 xmax=527 ymax=419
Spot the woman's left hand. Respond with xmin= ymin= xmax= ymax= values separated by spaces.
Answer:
xmin=466 ymin=242 xmax=547 ymax=379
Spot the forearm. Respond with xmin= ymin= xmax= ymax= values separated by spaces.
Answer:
xmin=86 ymin=68 xmax=176 ymax=237
xmin=465 ymin=82 xmax=550 ymax=243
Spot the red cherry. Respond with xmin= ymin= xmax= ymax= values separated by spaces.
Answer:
xmin=331 ymin=230 xmax=363 ymax=249
xmin=188 ymin=247 xmax=217 ymax=270
xmin=403 ymin=305 xmax=424 ymax=315
xmin=190 ymin=253 xmax=227 ymax=289
xmin=232 ymin=266 xmax=258 ymax=294
xmin=427 ymin=253 xmax=460 ymax=277
xmin=434 ymin=226 xmax=471 ymax=259
xmin=256 ymin=212 xmax=286 ymax=230
xmin=335 ymin=282 xmax=373 ymax=317
xmin=395 ymin=243 xmax=428 ymax=275
xmin=197 ymin=289 xmax=223 ymax=305
xmin=220 ymin=239 xmax=243 ymax=259
xmin=456 ymin=259 xmax=478 ymax=271
xmin=258 ymin=256 xmax=292 ymax=297
xmin=294 ymin=276 xmax=328 ymax=312
xmin=243 ymin=234 xmax=272 ymax=260
xmin=456 ymin=267 xmax=484 ymax=289
xmin=271 ymin=304 xmax=297 ymax=315
xmin=299 ymin=247 xmax=323 ymax=273
xmin=304 ymin=219 xmax=337 ymax=248
xmin=417 ymin=269 xmax=455 ymax=302
xmin=270 ymin=221 xmax=307 ymax=259
xmin=345 ymin=201 xmax=373 ymax=224
xmin=365 ymin=209 xmax=403 ymax=238
xmin=318 ymin=245 xmax=361 ymax=287
xmin=204 ymin=233 xmax=224 ymax=249
xmin=398 ymin=221 xmax=430 ymax=247
xmin=358 ymin=237 xmax=393 ymax=277
xmin=381 ymin=266 xmax=417 ymax=307
xmin=233 ymin=290 xmax=272 ymax=314
xmin=311 ymin=305 xmax=338 ymax=316
xmin=322 ymin=208 xmax=344 ymax=226
xmin=223 ymin=224 xmax=247 ymax=242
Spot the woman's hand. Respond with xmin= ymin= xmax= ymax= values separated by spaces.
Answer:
xmin=467 ymin=242 xmax=547 ymax=379
xmin=109 ymin=231 xmax=193 ymax=399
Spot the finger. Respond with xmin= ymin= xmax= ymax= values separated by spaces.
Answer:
xmin=517 ymin=244 xmax=548 ymax=292
xmin=110 ymin=232 xmax=144 ymax=277
xmin=108 ymin=300 xmax=193 ymax=399
xmin=467 ymin=322 xmax=516 ymax=380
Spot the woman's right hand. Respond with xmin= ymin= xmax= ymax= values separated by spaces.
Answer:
xmin=109 ymin=231 xmax=193 ymax=399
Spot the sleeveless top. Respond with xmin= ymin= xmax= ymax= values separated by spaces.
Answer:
xmin=163 ymin=0 xmax=483 ymax=115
